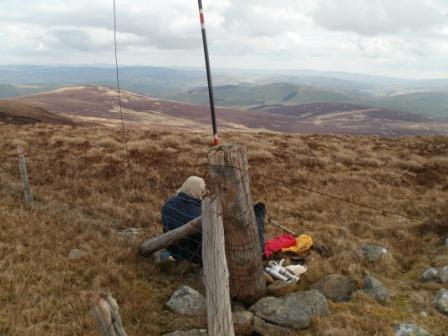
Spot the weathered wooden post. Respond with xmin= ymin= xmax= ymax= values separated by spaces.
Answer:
xmin=91 ymin=293 xmax=127 ymax=336
xmin=202 ymin=195 xmax=235 ymax=336
xmin=208 ymin=144 xmax=266 ymax=304
xmin=17 ymin=144 xmax=33 ymax=203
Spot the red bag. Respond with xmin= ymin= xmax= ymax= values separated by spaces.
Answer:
xmin=263 ymin=234 xmax=296 ymax=257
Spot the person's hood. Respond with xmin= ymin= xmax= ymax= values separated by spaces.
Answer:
xmin=176 ymin=176 xmax=206 ymax=200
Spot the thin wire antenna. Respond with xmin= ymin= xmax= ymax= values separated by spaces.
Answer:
xmin=113 ymin=0 xmax=132 ymax=168
xmin=197 ymin=0 xmax=219 ymax=146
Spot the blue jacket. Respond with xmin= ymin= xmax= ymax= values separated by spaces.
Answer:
xmin=162 ymin=193 xmax=202 ymax=264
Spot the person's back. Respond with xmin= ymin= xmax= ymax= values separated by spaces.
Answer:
xmin=161 ymin=177 xmax=205 ymax=264
xmin=160 ymin=176 xmax=266 ymax=264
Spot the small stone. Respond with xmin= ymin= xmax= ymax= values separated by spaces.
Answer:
xmin=68 ymin=249 xmax=87 ymax=260
xmin=362 ymin=244 xmax=388 ymax=262
xmin=445 ymin=238 xmax=448 ymax=246
xmin=419 ymin=268 xmax=440 ymax=283
xmin=163 ymin=330 xmax=207 ymax=336
xmin=311 ymin=274 xmax=356 ymax=302
xmin=395 ymin=324 xmax=431 ymax=336
xmin=166 ymin=286 xmax=206 ymax=316
xmin=117 ymin=227 xmax=143 ymax=239
xmin=440 ymin=266 xmax=448 ymax=283
xmin=232 ymin=310 xmax=254 ymax=336
xmin=433 ymin=288 xmax=448 ymax=316
xmin=419 ymin=311 xmax=428 ymax=318
xmin=249 ymin=289 xmax=328 ymax=329
xmin=363 ymin=275 xmax=390 ymax=304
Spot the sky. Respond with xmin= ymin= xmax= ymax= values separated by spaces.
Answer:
xmin=0 ymin=0 xmax=447 ymax=79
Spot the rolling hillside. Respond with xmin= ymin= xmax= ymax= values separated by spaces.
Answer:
xmin=0 ymin=99 xmax=75 ymax=125
xmin=1 ymin=66 xmax=447 ymax=120
xmin=172 ymin=83 xmax=448 ymax=119
xmin=172 ymin=83 xmax=360 ymax=108
xmin=15 ymin=86 xmax=448 ymax=136
xmin=0 ymin=84 xmax=20 ymax=99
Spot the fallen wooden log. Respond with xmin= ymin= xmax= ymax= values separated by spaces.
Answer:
xmin=138 ymin=216 xmax=202 ymax=257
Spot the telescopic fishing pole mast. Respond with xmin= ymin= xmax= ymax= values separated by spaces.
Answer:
xmin=197 ymin=0 xmax=219 ymax=146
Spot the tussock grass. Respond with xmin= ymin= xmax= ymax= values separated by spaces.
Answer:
xmin=0 ymin=124 xmax=447 ymax=335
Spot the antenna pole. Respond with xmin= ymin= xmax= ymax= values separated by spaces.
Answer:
xmin=197 ymin=0 xmax=219 ymax=145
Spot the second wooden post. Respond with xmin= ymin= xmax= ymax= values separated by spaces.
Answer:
xmin=208 ymin=144 xmax=266 ymax=304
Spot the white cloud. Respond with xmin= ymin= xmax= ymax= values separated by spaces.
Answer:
xmin=312 ymin=0 xmax=446 ymax=35
xmin=0 ymin=0 xmax=446 ymax=78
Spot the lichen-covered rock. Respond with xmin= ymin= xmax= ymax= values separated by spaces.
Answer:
xmin=163 ymin=330 xmax=207 ymax=336
xmin=166 ymin=286 xmax=206 ymax=316
xmin=419 ymin=268 xmax=440 ymax=283
xmin=249 ymin=290 xmax=328 ymax=329
xmin=395 ymin=324 xmax=431 ymax=336
xmin=434 ymin=289 xmax=448 ymax=316
xmin=362 ymin=244 xmax=388 ymax=262
xmin=363 ymin=275 xmax=390 ymax=304
xmin=440 ymin=266 xmax=448 ymax=283
xmin=311 ymin=274 xmax=356 ymax=302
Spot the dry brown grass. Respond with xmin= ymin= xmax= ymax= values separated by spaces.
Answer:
xmin=0 ymin=124 xmax=447 ymax=336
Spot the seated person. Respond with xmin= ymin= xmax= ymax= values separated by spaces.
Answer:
xmin=161 ymin=176 xmax=266 ymax=264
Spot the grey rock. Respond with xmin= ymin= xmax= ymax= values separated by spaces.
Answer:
xmin=445 ymin=238 xmax=448 ymax=247
xmin=166 ymin=286 xmax=206 ymax=316
xmin=440 ymin=266 xmax=448 ymax=283
xmin=68 ymin=249 xmax=87 ymax=260
xmin=249 ymin=289 xmax=328 ymax=329
xmin=395 ymin=324 xmax=431 ymax=336
xmin=163 ymin=330 xmax=207 ymax=336
xmin=434 ymin=289 xmax=448 ymax=316
xmin=362 ymin=244 xmax=388 ymax=262
xmin=419 ymin=268 xmax=440 ymax=283
xmin=311 ymin=274 xmax=356 ymax=302
xmin=363 ymin=276 xmax=390 ymax=304
xmin=232 ymin=310 xmax=254 ymax=336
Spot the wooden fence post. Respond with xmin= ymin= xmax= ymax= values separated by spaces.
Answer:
xmin=17 ymin=144 xmax=33 ymax=203
xmin=91 ymin=293 xmax=127 ymax=336
xmin=208 ymin=144 xmax=266 ymax=304
xmin=202 ymin=195 xmax=235 ymax=336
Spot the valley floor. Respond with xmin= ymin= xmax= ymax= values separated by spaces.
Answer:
xmin=0 ymin=124 xmax=447 ymax=335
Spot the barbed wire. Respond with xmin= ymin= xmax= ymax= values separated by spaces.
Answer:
xmin=205 ymin=162 xmax=428 ymax=223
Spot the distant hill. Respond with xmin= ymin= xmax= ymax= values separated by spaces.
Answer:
xmin=258 ymin=103 xmax=432 ymax=123
xmin=15 ymin=85 xmax=448 ymax=136
xmin=0 ymin=100 xmax=74 ymax=125
xmin=0 ymin=84 xmax=20 ymax=99
xmin=1 ymin=66 xmax=447 ymax=119
xmin=173 ymin=83 xmax=360 ymax=108
xmin=173 ymin=82 xmax=448 ymax=119
xmin=376 ymin=91 xmax=448 ymax=119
